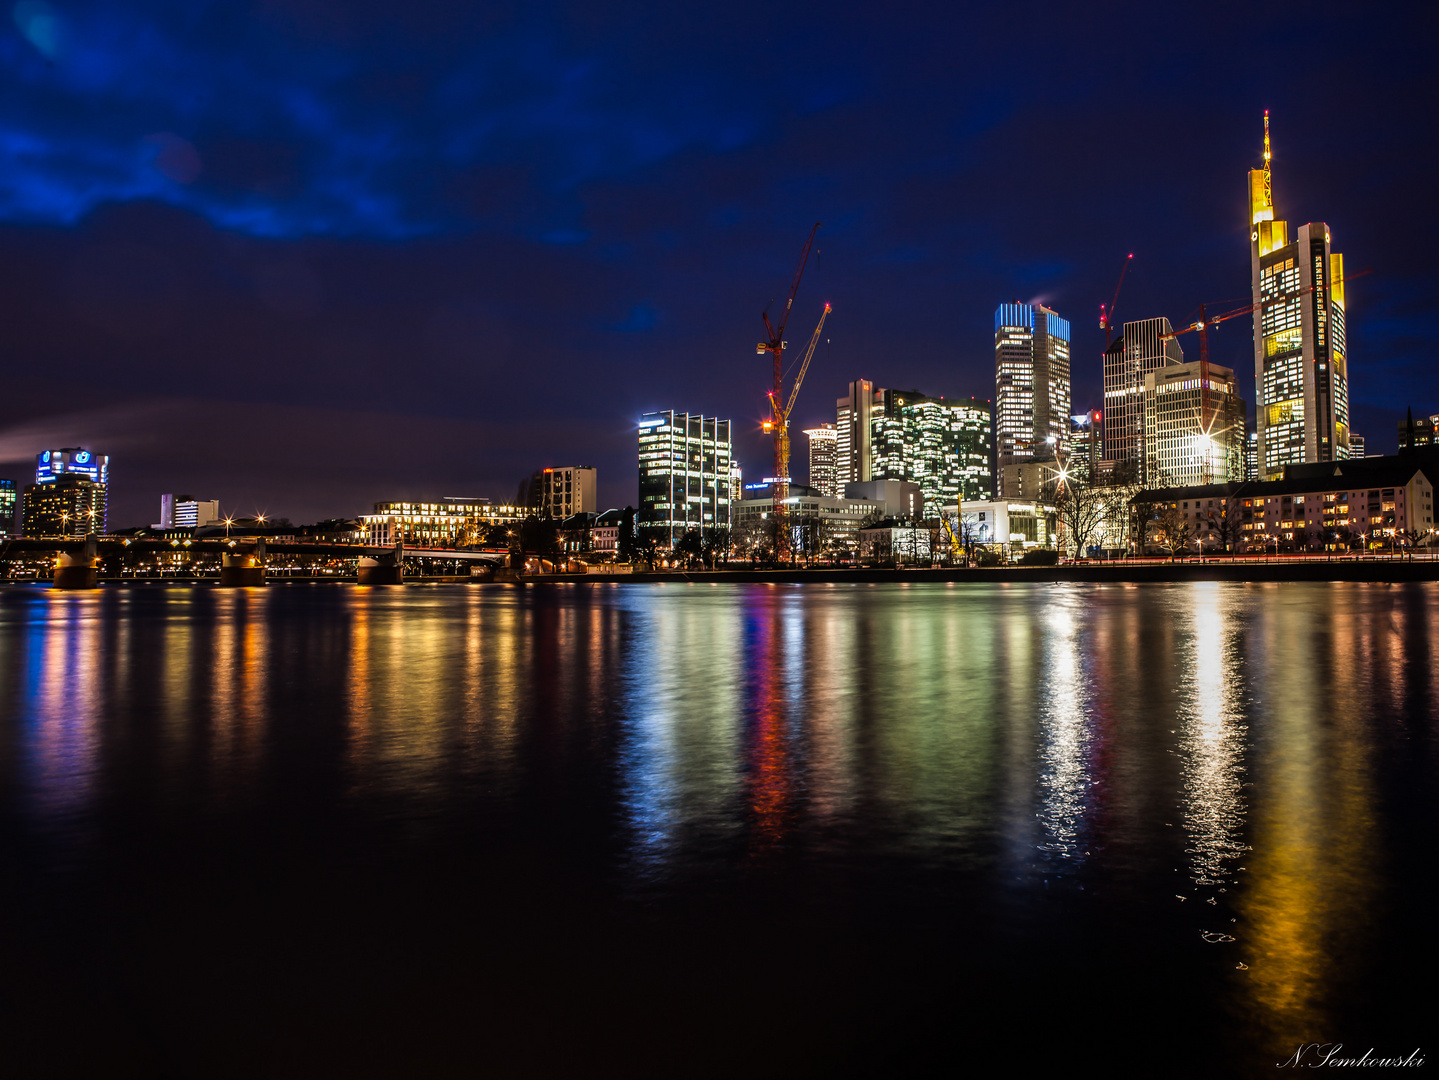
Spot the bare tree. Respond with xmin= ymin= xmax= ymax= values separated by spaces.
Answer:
xmin=1053 ymin=478 xmax=1108 ymax=559
xmin=1207 ymin=496 xmax=1246 ymax=555
xmin=1155 ymin=504 xmax=1193 ymax=559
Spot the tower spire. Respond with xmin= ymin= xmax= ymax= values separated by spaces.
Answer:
xmin=1262 ymin=110 xmax=1272 ymax=213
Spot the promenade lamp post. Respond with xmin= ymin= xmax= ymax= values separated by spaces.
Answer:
xmin=224 ymin=516 xmax=235 ymax=539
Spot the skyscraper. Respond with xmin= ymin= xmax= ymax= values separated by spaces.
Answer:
xmin=23 ymin=448 xmax=108 ymax=537
xmin=804 ymin=423 xmax=839 ymax=497
xmin=0 ymin=478 xmax=16 ymax=537
xmin=836 ymin=380 xmax=886 ymax=488
xmin=637 ymin=410 xmax=732 ymax=545
xmin=994 ymin=302 xmax=1071 ymax=476
xmin=870 ymin=391 xmax=993 ymax=514
xmin=1142 ymin=360 xmax=1248 ymax=486
xmin=1101 ymin=317 xmax=1184 ymax=480
xmin=1248 ymin=111 xmax=1351 ymax=478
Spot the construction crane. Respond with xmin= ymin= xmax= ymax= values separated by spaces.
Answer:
xmin=758 ymin=223 xmax=821 ymax=516
xmin=1160 ymin=268 xmax=1369 ymax=481
xmin=764 ymin=303 xmax=831 ymax=519
xmin=1099 ymin=253 xmax=1134 ymax=350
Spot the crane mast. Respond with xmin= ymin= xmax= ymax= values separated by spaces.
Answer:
xmin=758 ymin=224 xmax=821 ymax=515
xmin=764 ymin=303 xmax=831 ymax=528
xmin=1099 ymin=253 xmax=1133 ymax=350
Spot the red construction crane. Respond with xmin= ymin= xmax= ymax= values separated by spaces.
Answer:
xmin=1160 ymin=268 xmax=1369 ymax=481
xmin=1099 ymin=253 xmax=1133 ymax=350
xmin=764 ymin=303 xmax=832 ymax=519
xmin=758 ymin=223 xmax=820 ymax=516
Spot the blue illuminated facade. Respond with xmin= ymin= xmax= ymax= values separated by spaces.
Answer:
xmin=36 ymin=448 xmax=109 ymax=485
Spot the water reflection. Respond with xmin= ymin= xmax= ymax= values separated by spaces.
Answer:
xmin=1034 ymin=591 xmax=1094 ymax=864
xmin=0 ymin=580 xmax=1430 ymax=1069
xmin=1238 ymin=587 xmax=1383 ymax=1051
xmin=19 ymin=594 xmax=103 ymax=836
xmin=1178 ymin=584 xmax=1248 ymax=892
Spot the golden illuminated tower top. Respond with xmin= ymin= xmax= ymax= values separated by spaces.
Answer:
xmin=1249 ymin=110 xmax=1275 ymax=227
xmin=1263 ymin=109 xmax=1272 ymax=211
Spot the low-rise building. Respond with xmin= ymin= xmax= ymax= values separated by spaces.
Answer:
xmin=858 ymin=519 xmax=936 ymax=562
xmin=362 ymin=497 xmax=526 ymax=547
xmin=158 ymin=494 xmax=222 ymax=529
xmin=843 ymin=478 xmax=922 ymax=520
xmin=591 ymin=509 xmax=627 ymax=557
xmin=1138 ymin=454 xmax=1436 ymax=551
xmin=733 ymin=487 xmax=883 ymax=557
xmin=942 ymin=499 xmax=1057 ymax=549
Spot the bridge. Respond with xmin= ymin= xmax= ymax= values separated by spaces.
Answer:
xmin=0 ymin=534 xmax=512 ymax=588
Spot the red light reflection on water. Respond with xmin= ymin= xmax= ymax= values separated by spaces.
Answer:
xmin=742 ymin=596 xmax=793 ymax=858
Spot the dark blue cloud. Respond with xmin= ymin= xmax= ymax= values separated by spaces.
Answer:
xmin=0 ymin=2 xmax=765 ymax=239
xmin=0 ymin=0 xmax=1435 ymax=524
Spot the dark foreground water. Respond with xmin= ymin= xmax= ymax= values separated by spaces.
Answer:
xmin=0 ymin=581 xmax=1433 ymax=1078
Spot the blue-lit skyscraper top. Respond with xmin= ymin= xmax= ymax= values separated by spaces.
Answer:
xmin=995 ymin=303 xmax=1035 ymax=334
xmin=994 ymin=301 xmax=1072 ymax=491
xmin=36 ymin=447 xmax=108 ymax=485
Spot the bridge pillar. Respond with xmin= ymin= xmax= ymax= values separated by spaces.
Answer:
xmin=357 ymin=543 xmax=404 ymax=585
xmin=219 ymin=551 xmax=265 ymax=587
xmin=54 ymin=533 xmax=100 ymax=589
xmin=54 ymin=554 xmax=98 ymax=589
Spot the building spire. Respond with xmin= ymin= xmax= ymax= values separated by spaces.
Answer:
xmin=1262 ymin=110 xmax=1273 ymax=213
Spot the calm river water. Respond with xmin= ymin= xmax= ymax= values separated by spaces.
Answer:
xmin=0 ymin=581 xmax=1434 ymax=1078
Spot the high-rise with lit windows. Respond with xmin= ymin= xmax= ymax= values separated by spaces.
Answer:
xmin=836 ymin=380 xmax=885 ymax=488
xmin=637 ymin=410 xmax=732 ymax=545
xmin=804 ymin=423 xmax=839 ymax=497
xmin=0 ymin=478 xmax=16 ymax=537
xmin=1102 ymin=317 xmax=1183 ymax=481
xmin=22 ymin=448 xmax=108 ymax=536
xmin=1248 ymin=111 xmax=1351 ymax=478
xmin=994 ymin=302 xmax=1071 ymax=479
xmin=1142 ymin=360 xmax=1247 ymax=487
xmin=870 ymin=391 xmax=993 ymax=514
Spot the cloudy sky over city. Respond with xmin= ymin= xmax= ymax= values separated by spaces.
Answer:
xmin=1 ymin=0 xmax=1435 ymax=524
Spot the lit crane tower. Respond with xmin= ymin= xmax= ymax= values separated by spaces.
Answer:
xmin=764 ymin=303 xmax=832 ymax=516
xmin=1098 ymin=253 xmax=1133 ymax=350
xmin=758 ymin=223 xmax=820 ymax=517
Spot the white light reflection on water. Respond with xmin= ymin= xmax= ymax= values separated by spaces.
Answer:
xmin=1034 ymin=588 xmax=1095 ymax=864
xmin=618 ymin=588 xmax=743 ymax=878
xmin=1177 ymin=585 xmax=1248 ymax=895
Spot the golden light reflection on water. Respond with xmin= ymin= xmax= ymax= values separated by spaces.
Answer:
xmin=343 ymin=588 xmax=525 ymax=814
xmin=209 ymin=589 xmax=270 ymax=800
xmin=1235 ymin=586 xmax=1383 ymax=1053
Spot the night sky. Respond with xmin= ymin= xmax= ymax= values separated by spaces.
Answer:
xmin=1 ymin=1 xmax=1435 ymax=527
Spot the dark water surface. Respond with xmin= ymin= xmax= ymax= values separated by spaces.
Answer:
xmin=0 ymin=581 xmax=1434 ymax=1078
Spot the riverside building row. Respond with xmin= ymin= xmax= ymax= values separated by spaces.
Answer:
xmin=1141 ymin=451 xmax=1436 ymax=552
